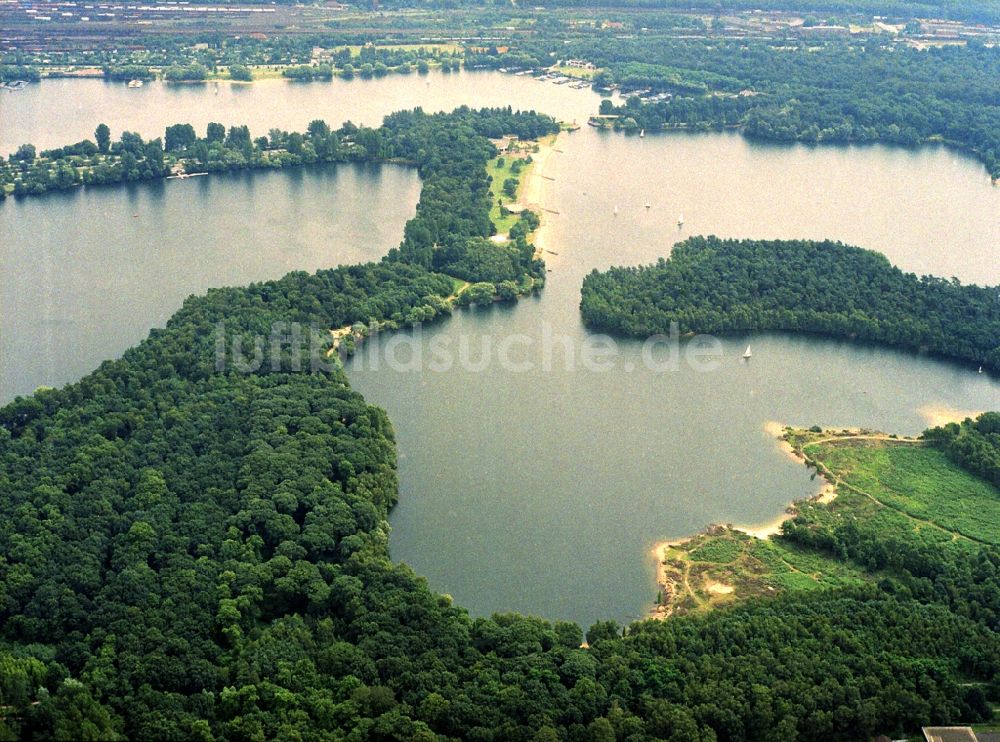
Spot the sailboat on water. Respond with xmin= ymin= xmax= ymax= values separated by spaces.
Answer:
xmin=613 ymin=205 xmax=619 ymax=216
xmin=639 ymin=129 xmax=645 ymax=138
xmin=742 ymin=345 xmax=752 ymax=360
xmin=677 ymin=213 xmax=684 ymax=227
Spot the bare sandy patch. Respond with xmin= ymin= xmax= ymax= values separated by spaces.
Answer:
xmin=917 ymin=404 xmax=982 ymax=429
xmin=706 ymin=581 xmax=734 ymax=595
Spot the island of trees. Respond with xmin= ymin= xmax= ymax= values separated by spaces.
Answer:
xmin=580 ymin=236 xmax=1000 ymax=371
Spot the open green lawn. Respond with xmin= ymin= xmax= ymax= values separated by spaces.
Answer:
xmin=553 ymin=64 xmax=600 ymax=79
xmin=803 ymin=441 xmax=1000 ymax=545
xmin=658 ymin=432 xmax=1000 ymax=617
xmin=659 ymin=528 xmax=865 ymax=614
xmin=485 ymin=154 xmax=528 ymax=233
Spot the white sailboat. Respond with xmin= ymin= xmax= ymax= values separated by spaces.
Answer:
xmin=677 ymin=213 xmax=684 ymax=227
xmin=639 ymin=129 xmax=645 ymax=138
xmin=644 ymin=202 xmax=651 ymax=209
xmin=980 ymin=365 xmax=984 ymax=373
xmin=742 ymin=345 xmax=752 ymax=360
xmin=613 ymin=205 xmax=619 ymax=216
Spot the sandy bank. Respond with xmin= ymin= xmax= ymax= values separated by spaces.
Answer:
xmin=917 ymin=403 xmax=983 ymax=428
xmin=647 ymin=422 xmax=838 ymax=619
xmin=519 ymin=132 xmax=560 ymax=257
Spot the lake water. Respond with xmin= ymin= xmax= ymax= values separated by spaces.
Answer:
xmin=347 ymin=127 xmax=1000 ymax=627
xmin=0 ymin=164 xmax=420 ymax=401
xmin=0 ymin=71 xmax=599 ymax=154
xmin=2 ymin=71 xmax=998 ymax=628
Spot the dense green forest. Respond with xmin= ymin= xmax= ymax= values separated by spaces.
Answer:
xmin=2 ymin=241 xmax=1000 ymax=738
xmin=0 ymin=107 xmax=556 ymax=292
xmin=926 ymin=412 xmax=1000 ymax=487
xmin=580 ymin=237 xmax=1000 ymax=370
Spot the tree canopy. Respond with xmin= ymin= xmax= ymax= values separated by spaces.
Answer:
xmin=580 ymin=236 xmax=1000 ymax=370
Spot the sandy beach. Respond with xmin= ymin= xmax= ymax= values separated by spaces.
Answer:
xmin=917 ymin=403 xmax=983 ymax=428
xmin=517 ymin=131 xmax=560 ymax=257
xmin=647 ymin=421 xmax=837 ymax=618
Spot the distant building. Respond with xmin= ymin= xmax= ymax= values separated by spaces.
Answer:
xmin=564 ymin=59 xmax=596 ymax=70
xmin=923 ymin=727 xmax=980 ymax=742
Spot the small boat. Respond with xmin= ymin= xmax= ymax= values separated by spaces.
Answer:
xmin=639 ymin=129 xmax=645 ymax=138
xmin=613 ymin=205 xmax=619 ymax=216
xmin=743 ymin=345 xmax=752 ymax=360
xmin=980 ymin=366 xmax=984 ymax=373
xmin=677 ymin=213 xmax=684 ymax=227
xmin=644 ymin=202 xmax=651 ymax=209
xmin=127 ymin=79 xmax=143 ymax=88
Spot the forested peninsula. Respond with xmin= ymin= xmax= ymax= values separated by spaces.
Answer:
xmin=580 ymin=237 xmax=1000 ymax=371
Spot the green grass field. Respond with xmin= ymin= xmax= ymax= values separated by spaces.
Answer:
xmin=658 ymin=528 xmax=865 ymax=614
xmin=803 ymin=441 xmax=1000 ymax=545
xmin=553 ymin=64 xmax=600 ymax=79
xmin=486 ymin=155 xmax=528 ymax=233
xmin=655 ymin=431 xmax=1000 ymax=617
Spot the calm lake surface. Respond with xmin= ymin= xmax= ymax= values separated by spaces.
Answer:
xmin=0 ymin=164 xmax=420 ymax=401
xmin=2 ymin=71 xmax=998 ymax=627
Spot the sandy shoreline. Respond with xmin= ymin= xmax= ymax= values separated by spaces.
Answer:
xmin=648 ymin=421 xmax=836 ymax=618
xmin=917 ymin=403 xmax=983 ymax=428
xmin=518 ymin=131 xmax=560 ymax=257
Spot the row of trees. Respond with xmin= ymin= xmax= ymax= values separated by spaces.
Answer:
xmin=580 ymin=236 xmax=1000 ymax=370
xmin=567 ymin=38 xmax=1000 ymax=179
xmin=2 ymin=126 xmax=169 ymax=196
xmin=87 ymin=42 xmax=463 ymax=83
xmin=2 ymin=107 xmax=554 ymax=294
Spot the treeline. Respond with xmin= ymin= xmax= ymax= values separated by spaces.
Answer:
xmin=1 ymin=107 xmax=555 ymax=293
xmin=1 ymin=245 xmax=998 ymax=738
xmin=87 ymin=41 xmax=463 ymax=83
xmin=570 ymin=38 xmax=1000 ymax=179
xmin=102 ymin=64 xmax=156 ymax=82
xmin=163 ymin=63 xmax=210 ymax=82
xmin=2 ymin=127 xmax=169 ymax=196
xmin=926 ymin=412 xmax=1000 ymax=487
xmin=580 ymin=237 xmax=1000 ymax=370
xmin=185 ymin=105 xmax=553 ymax=290
xmin=0 ymin=64 xmax=41 ymax=82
